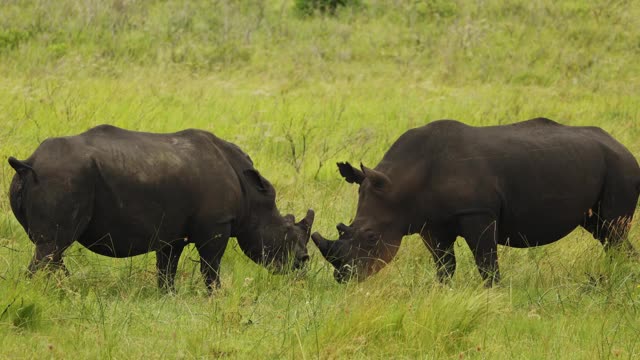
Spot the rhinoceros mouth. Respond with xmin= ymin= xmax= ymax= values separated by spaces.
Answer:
xmin=333 ymin=264 xmax=356 ymax=283
xmin=293 ymin=254 xmax=310 ymax=270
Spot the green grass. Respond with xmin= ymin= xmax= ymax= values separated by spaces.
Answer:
xmin=1 ymin=0 xmax=640 ymax=358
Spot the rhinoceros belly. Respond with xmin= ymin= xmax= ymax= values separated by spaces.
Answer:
xmin=76 ymin=183 xmax=192 ymax=257
xmin=498 ymin=195 xmax=596 ymax=248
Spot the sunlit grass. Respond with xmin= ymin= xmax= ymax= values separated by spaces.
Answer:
xmin=1 ymin=0 xmax=640 ymax=358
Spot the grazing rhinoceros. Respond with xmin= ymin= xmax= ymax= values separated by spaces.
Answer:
xmin=312 ymin=118 xmax=640 ymax=286
xmin=8 ymin=125 xmax=314 ymax=292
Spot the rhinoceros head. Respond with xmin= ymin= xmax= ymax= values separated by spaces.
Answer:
xmin=269 ymin=209 xmax=315 ymax=272
xmin=312 ymin=162 xmax=404 ymax=282
xmin=237 ymin=169 xmax=315 ymax=273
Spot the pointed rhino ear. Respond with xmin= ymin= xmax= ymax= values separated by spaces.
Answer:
xmin=8 ymin=157 xmax=38 ymax=183
xmin=9 ymin=157 xmax=31 ymax=173
xmin=243 ymin=169 xmax=271 ymax=193
xmin=360 ymin=164 xmax=391 ymax=191
xmin=337 ymin=162 xmax=365 ymax=185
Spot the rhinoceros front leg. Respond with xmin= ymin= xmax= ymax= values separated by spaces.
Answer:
xmin=27 ymin=220 xmax=87 ymax=276
xmin=21 ymin=177 xmax=92 ymax=278
xmin=192 ymin=223 xmax=231 ymax=293
xmin=458 ymin=214 xmax=500 ymax=287
xmin=421 ymin=227 xmax=457 ymax=283
xmin=156 ymin=243 xmax=186 ymax=292
xmin=27 ymin=241 xmax=70 ymax=276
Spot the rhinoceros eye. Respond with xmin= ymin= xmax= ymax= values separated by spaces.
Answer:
xmin=337 ymin=223 xmax=352 ymax=238
xmin=362 ymin=229 xmax=380 ymax=244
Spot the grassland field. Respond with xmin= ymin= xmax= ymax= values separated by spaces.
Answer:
xmin=1 ymin=0 xmax=640 ymax=358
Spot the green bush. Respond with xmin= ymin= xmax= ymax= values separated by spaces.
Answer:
xmin=0 ymin=28 xmax=32 ymax=52
xmin=420 ymin=0 xmax=458 ymax=19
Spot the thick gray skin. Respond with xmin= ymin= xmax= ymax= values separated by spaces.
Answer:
xmin=8 ymin=125 xmax=315 ymax=292
xmin=313 ymin=118 xmax=640 ymax=286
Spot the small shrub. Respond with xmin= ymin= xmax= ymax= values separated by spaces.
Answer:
xmin=0 ymin=28 xmax=32 ymax=52
xmin=422 ymin=0 xmax=458 ymax=19
xmin=7 ymin=300 xmax=41 ymax=330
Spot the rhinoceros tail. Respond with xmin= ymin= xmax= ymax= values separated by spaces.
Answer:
xmin=8 ymin=157 xmax=38 ymax=182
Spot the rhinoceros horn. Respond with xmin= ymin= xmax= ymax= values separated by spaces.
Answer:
xmin=297 ymin=209 xmax=315 ymax=232
xmin=311 ymin=232 xmax=343 ymax=269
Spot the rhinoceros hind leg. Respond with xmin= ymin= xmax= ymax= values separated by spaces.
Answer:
xmin=590 ymin=171 xmax=639 ymax=257
xmin=584 ymin=208 xmax=638 ymax=258
xmin=596 ymin=216 xmax=638 ymax=258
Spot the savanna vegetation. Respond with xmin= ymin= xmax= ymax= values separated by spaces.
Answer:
xmin=1 ymin=0 xmax=640 ymax=358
